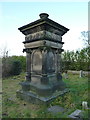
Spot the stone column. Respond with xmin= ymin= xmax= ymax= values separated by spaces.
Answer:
xmin=20 ymin=49 xmax=32 ymax=91
xmin=26 ymin=49 xmax=32 ymax=82
xmin=56 ymin=49 xmax=62 ymax=80
xmin=41 ymin=49 xmax=49 ymax=84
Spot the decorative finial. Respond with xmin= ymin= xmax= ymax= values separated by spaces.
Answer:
xmin=39 ymin=13 xmax=49 ymax=19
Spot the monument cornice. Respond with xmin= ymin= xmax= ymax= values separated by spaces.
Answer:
xmin=23 ymin=39 xmax=64 ymax=44
xmin=18 ymin=17 xmax=69 ymax=36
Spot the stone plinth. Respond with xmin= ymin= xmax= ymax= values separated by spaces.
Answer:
xmin=17 ymin=13 xmax=69 ymax=104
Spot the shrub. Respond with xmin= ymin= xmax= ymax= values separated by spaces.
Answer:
xmin=61 ymin=47 xmax=90 ymax=71
xmin=2 ymin=56 xmax=22 ymax=78
xmin=10 ymin=60 xmax=22 ymax=75
xmin=11 ymin=56 xmax=26 ymax=72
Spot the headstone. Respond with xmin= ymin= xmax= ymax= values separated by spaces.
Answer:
xmin=64 ymin=70 xmax=68 ymax=79
xmin=80 ymin=70 xmax=83 ymax=78
xmin=82 ymin=101 xmax=88 ymax=109
xmin=17 ymin=13 xmax=69 ymax=104
xmin=68 ymin=109 xmax=83 ymax=119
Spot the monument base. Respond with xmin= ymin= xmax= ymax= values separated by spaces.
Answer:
xmin=16 ymin=88 xmax=68 ymax=105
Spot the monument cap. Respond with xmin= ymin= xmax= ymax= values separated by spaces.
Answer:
xmin=39 ymin=13 xmax=49 ymax=19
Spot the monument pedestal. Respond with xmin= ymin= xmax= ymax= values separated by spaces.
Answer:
xmin=16 ymin=88 xmax=68 ymax=105
xmin=17 ymin=72 xmax=68 ymax=104
xmin=17 ymin=13 xmax=69 ymax=104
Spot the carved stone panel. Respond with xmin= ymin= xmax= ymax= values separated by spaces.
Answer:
xmin=46 ymin=51 xmax=55 ymax=73
xmin=32 ymin=50 xmax=42 ymax=72
xmin=25 ymin=30 xmax=62 ymax=42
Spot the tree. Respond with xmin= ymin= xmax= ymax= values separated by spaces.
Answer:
xmin=81 ymin=31 xmax=90 ymax=47
xmin=0 ymin=46 xmax=10 ymax=58
xmin=61 ymin=47 xmax=90 ymax=71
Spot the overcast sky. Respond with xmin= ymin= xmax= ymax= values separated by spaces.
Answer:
xmin=0 ymin=1 xmax=88 ymax=56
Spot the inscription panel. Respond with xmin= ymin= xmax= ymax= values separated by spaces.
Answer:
xmin=46 ymin=51 xmax=55 ymax=73
xmin=32 ymin=50 xmax=42 ymax=72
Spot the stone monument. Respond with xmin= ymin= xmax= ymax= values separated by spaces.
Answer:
xmin=16 ymin=13 xmax=69 ymax=104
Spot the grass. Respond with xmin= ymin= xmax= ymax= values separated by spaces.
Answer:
xmin=2 ymin=72 xmax=89 ymax=118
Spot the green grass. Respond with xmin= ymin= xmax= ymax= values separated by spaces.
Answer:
xmin=2 ymin=72 xmax=89 ymax=118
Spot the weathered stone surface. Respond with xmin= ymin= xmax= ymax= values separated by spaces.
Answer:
xmin=82 ymin=101 xmax=88 ymax=109
xmin=39 ymin=13 xmax=49 ymax=19
xmin=18 ymin=13 xmax=69 ymax=36
xmin=17 ymin=13 xmax=69 ymax=104
xmin=16 ymin=89 xmax=68 ymax=105
xmin=80 ymin=70 xmax=83 ymax=78
xmin=47 ymin=105 xmax=65 ymax=114
xmin=68 ymin=109 xmax=83 ymax=119
xmin=24 ymin=40 xmax=63 ymax=49
xmin=25 ymin=30 xmax=62 ymax=42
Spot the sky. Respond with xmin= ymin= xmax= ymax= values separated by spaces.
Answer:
xmin=0 ymin=1 xmax=88 ymax=56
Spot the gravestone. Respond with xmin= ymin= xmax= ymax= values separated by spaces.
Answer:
xmin=68 ymin=109 xmax=83 ymax=119
xmin=82 ymin=101 xmax=88 ymax=109
xmin=16 ymin=13 xmax=69 ymax=104
xmin=80 ymin=70 xmax=83 ymax=78
xmin=64 ymin=70 xmax=68 ymax=79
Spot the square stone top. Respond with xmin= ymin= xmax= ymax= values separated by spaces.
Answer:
xmin=18 ymin=13 xmax=69 ymax=36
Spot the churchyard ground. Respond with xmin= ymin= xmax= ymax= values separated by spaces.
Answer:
xmin=2 ymin=72 xmax=89 ymax=118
